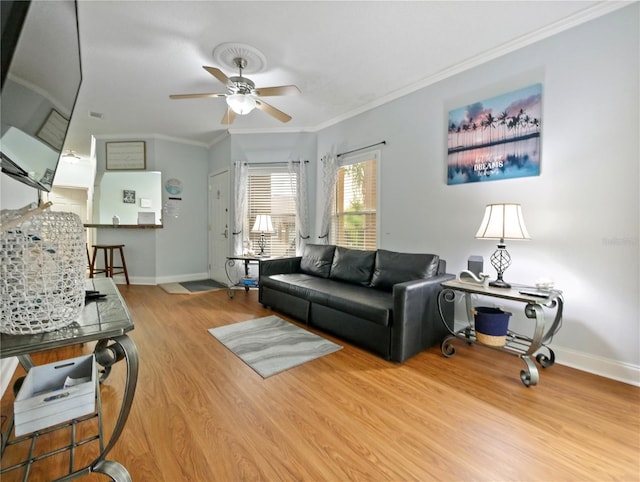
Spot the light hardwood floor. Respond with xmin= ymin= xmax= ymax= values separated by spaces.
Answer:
xmin=1 ymin=285 xmax=639 ymax=481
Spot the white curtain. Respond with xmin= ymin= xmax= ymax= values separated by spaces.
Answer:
xmin=288 ymin=160 xmax=310 ymax=255
xmin=319 ymin=152 xmax=338 ymax=244
xmin=233 ymin=161 xmax=248 ymax=255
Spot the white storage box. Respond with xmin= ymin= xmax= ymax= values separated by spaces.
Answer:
xmin=14 ymin=354 xmax=96 ymax=436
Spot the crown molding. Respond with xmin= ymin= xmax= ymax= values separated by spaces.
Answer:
xmin=152 ymin=133 xmax=209 ymax=148
xmin=93 ymin=133 xmax=209 ymax=148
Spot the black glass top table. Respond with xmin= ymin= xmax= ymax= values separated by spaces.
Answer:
xmin=225 ymin=255 xmax=274 ymax=297
xmin=1 ymin=278 xmax=138 ymax=481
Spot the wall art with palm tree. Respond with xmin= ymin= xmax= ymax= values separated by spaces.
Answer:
xmin=447 ymin=83 xmax=542 ymax=185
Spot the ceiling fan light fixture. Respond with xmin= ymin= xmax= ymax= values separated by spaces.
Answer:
xmin=62 ymin=149 xmax=81 ymax=163
xmin=226 ymin=93 xmax=256 ymax=115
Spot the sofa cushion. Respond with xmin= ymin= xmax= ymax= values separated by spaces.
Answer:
xmin=370 ymin=250 xmax=440 ymax=291
xmin=322 ymin=283 xmax=392 ymax=326
xmin=300 ymin=244 xmax=336 ymax=278
xmin=261 ymin=273 xmax=331 ymax=304
xmin=263 ymin=273 xmax=392 ymax=326
xmin=329 ymin=247 xmax=376 ymax=286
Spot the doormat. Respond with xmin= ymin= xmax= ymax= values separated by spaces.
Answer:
xmin=208 ymin=315 xmax=343 ymax=378
xmin=159 ymin=279 xmax=227 ymax=294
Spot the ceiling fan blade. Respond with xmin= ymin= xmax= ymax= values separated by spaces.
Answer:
xmin=255 ymin=99 xmax=292 ymax=123
xmin=221 ymin=108 xmax=236 ymax=125
xmin=203 ymin=66 xmax=230 ymax=86
xmin=169 ymin=93 xmax=226 ymax=99
xmin=255 ymin=85 xmax=301 ymax=97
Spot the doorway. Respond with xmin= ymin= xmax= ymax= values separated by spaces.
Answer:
xmin=208 ymin=171 xmax=229 ymax=283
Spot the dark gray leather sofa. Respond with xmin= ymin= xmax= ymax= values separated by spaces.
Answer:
xmin=259 ymin=244 xmax=455 ymax=362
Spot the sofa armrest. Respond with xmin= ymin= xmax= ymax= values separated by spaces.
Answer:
xmin=259 ymin=256 xmax=302 ymax=277
xmin=390 ymin=273 xmax=455 ymax=362
xmin=259 ymin=256 xmax=302 ymax=305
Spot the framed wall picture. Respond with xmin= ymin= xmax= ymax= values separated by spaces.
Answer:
xmin=123 ymin=190 xmax=136 ymax=204
xmin=37 ymin=109 xmax=69 ymax=150
xmin=447 ymin=83 xmax=542 ymax=185
xmin=106 ymin=141 xmax=146 ymax=170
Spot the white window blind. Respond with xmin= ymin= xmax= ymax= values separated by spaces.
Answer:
xmin=246 ymin=166 xmax=298 ymax=257
xmin=331 ymin=156 xmax=378 ymax=250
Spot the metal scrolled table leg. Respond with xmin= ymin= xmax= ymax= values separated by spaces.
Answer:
xmin=437 ymin=289 xmax=459 ymax=338
xmin=520 ymin=356 xmax=540 ymax=387
xmin=225 ymin=259 xmax=238 ymax=298
xmin=91 ymin=334 xmax=138 ymax=481
xmin=438 ymin=289 xmax=460 ymax=357
xmin=535 ymin=294 xmax=563 ymax=368
xmin=536 ymin=348 xmax=555 ymax=368
xmin=441 ymin=335 xmax=457 ymax=358
xmin=92 ymin=460 xmax=131 ymax=482
xmin=243 ymin=258 xmax=251 ymax=291
xmin=518 ymin=302 xmax=546 ymax=386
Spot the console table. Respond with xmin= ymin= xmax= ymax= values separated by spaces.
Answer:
xmin=0 ymin=278 xmax=138 ymax=481
xmin=438 ymin=279 xmax=564 ymax=386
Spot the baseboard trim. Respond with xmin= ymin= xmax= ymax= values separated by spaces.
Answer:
xmin=551 ymin=344 xmax=640 ymax=387
xmin=450 ymin=321 xmax=639 ymax=386
xmin=121 ymin=275 xmax=157 ymax=285
xmin=154 ymin=272 xmax=211 ymax=285
xmin=94 ymin=273 xmax=212 ymax=286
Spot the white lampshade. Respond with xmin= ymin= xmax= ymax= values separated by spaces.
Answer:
xmin=251 ymin=214 xmax=274 ymax=233
xmin=475 ymin=203 xmax=530 ymax=240
xmin=226 ymin=94 xmax=256 ymax=115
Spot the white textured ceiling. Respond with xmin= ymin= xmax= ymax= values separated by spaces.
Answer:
xmin=64 ymin=1 xmax=624 ymax=160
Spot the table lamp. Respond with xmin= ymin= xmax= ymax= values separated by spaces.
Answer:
xmin=475 ymin=203 xmax=530 ymax=288
xmin=251 ymin=214 xmax=274 ymax=256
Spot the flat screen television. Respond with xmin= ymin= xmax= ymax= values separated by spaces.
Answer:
xmin=1 ymin=0 xmax=82 ymax=192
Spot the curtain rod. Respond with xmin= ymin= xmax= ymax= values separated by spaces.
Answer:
xmin=337 ymin=141 xmax=386 ymax=158
xmin=235 ymin=160 xmax=309 ymax=166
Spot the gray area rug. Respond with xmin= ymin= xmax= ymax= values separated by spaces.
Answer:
xmin=160 ymin=279 xmax=227 ymax=294
xmin=208 ymin=315 xmax=343 ymax=378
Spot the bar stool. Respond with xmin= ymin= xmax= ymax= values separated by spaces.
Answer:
xmin=86 ymin=244 xmax=92 ymax=272
xmin=90 ymin=244 xmax=130 ymax=285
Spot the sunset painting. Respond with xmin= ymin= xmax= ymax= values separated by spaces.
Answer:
xmin=447 ymin=83 xmax=542 ymax=185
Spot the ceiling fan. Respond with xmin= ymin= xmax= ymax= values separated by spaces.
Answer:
xmin=170 ymin=57 xmax=300 ymax=125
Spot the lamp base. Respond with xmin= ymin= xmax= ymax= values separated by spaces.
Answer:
xmin=489 ymin=279 xmax=511 ymax=289
xmin=256 ymin=233 xmax=266 ymax=256
xmin=489 ymin=242 xmax=512 ymax=289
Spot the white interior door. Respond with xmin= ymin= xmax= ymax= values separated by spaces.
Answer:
xmin=45 ymin=187 xmax=88 ymax=220
xmin=44 ymin=187 xmax=92 ymax=254
xmin=209 ymin=171 xmax=229 ymax=283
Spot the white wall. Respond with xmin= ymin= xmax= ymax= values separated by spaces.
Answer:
xmin=315 ymin=4 xmax=639 ymax=384
xmin=155 ymin=138 xmax=209 ymax=282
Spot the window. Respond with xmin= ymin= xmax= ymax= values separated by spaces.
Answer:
xmin=246 ymin=166 xmax=298 ymax=257
xmin=331 ymin=155 xmax=378 ymax=250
